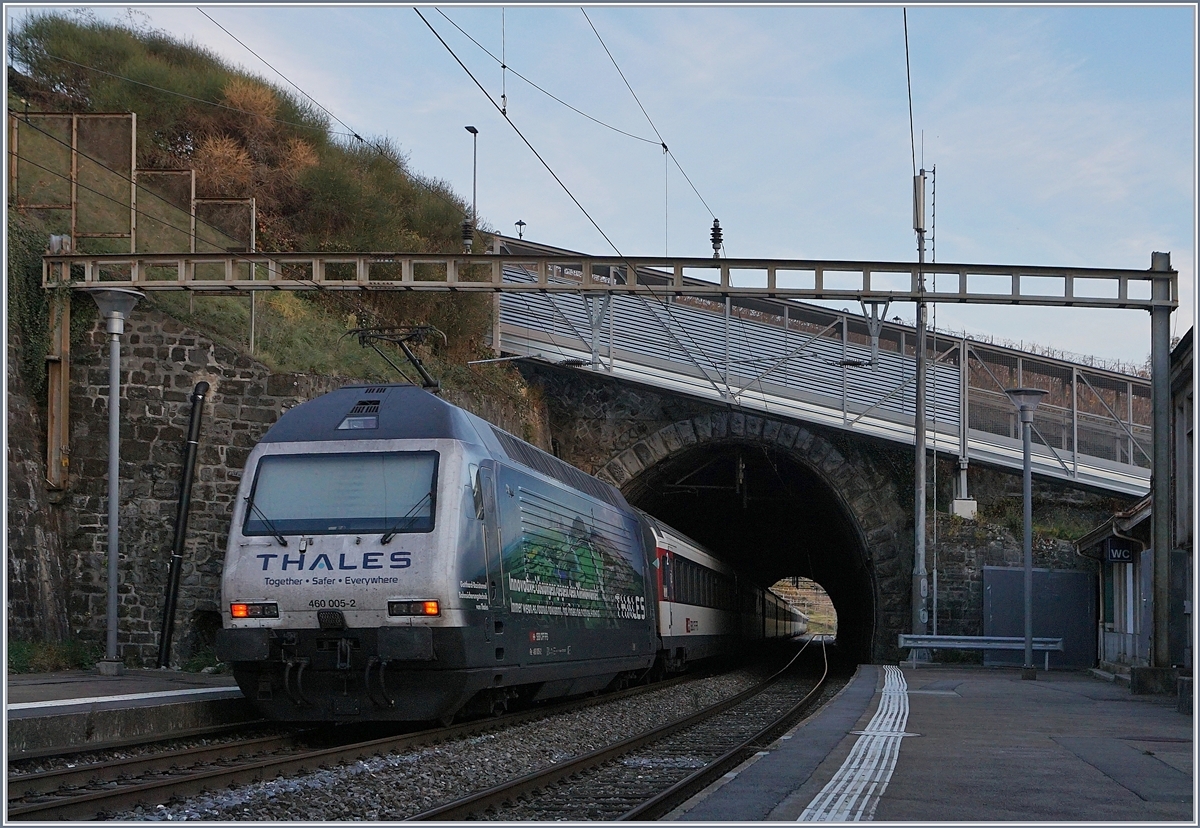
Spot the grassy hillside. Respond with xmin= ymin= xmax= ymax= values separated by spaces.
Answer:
xmin=8 ymin=12 xmax=531 ymax=407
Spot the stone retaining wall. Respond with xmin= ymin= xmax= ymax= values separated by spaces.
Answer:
xmin=7 ymin=329 xmax=72 ymax=642
xmin=35 ymin=305 xmax=545 ymax=667
xmin=925 ymin=518 xmax=1098 ymax=645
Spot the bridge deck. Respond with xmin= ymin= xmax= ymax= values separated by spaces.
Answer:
xmin=496 ymin=265 xmax=1151 ymax=495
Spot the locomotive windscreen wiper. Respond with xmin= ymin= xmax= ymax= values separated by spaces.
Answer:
xmin=246 ymin=497 xmax=288 ymax=546
xmin=381 ymin=491 xmax=433 ymax=544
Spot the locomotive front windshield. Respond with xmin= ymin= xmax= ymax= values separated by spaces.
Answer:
xmin=243 ymin=451 xmax=438 ymax=536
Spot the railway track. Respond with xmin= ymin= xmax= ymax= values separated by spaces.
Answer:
xmin=7 ymin=721 xmax=270 ymax=764
xmin=408 ymin=636 xmax=833 ymax=821
xmin=5 ymin=668 xmax=714 ymax=821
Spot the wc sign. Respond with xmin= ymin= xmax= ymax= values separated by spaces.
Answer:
xmin=1105 ymin=538 xmax=1137 ymax=563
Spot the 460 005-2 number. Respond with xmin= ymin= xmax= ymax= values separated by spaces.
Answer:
xmin=308 ymin=599 xmax=356 ymax=609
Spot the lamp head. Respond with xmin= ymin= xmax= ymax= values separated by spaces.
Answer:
xmin=465 ymin=125 xmax=478 ymax=135
xmin=1004 ymin=387 xmax=1047 ymax=422
xmin=82 ymin=287 xmax=144 ymax=336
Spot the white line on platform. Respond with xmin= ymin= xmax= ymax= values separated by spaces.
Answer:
xmin=7 ymin=686 xmax=242 ymax=711
xmin=798 ymin=665 xmax=909 ymax=822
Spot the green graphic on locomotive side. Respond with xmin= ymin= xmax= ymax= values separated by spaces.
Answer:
xmin=498 ymin=471 xmax=646 ymax=627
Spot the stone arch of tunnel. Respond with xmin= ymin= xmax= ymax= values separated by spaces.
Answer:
xmin=594 ymin=417 xmax=908 ymax=665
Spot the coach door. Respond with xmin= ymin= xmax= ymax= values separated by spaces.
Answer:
xmin=477 ymin=461 xmax=508 ymax=652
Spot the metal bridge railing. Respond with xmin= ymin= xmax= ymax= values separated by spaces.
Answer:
xmin=495 ymin=264 xmax=1151 ymax=496
xmin=39 ymin=246 xmax=1157 ymax=496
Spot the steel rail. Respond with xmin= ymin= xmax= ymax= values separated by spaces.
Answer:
xmin=619 ymin=637 xmax=831 ymax=820
xmin=6 ymin=720 xmax=266 ymax=763
xmin=406 ymin=639 xmax=824 ymax=821
xmin=5 ymin=672 xmax=698 ymax=821
xmin=7 ymin=730 xmax=305 ymax=799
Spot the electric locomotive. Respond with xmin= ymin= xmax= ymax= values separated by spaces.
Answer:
xmin=216 ymin=384 xmax=805 ymax=722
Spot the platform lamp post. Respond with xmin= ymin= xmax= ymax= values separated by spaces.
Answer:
xmin=1005 ymin=386 xmax=1047 ymax=681
xmin=84 ymin=287 xmax=145 ymax=676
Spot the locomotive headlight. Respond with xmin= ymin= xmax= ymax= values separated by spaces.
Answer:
xmin=388 ymin=600 xmax=440 ymax=617
xmin=230 ymin=602 xmax=279 ymax=619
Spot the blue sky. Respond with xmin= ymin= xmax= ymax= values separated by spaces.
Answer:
xmin=7 ymin=4 xmax=1195 ymax=366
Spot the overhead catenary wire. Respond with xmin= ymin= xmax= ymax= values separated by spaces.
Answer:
xmin=419 ymin=9 xmax=738 ymax=399
xmin=29 ymin=53 xmax=352 ymax=137
xmin=581 ymin=9 xmax=664 ymax=148
xmin=416 ymin=7 xmax=624 ymax=260
xmin=436 ymin=6 xmax=721 ymax=253
xmin=14 ymin=116 xmax=267 ymax=256
xmin=435 ymin=9 xmax=657 ymax=145
xmin=500 ymin=7 xmax=507 ymax=115
xmin=197 ymin=9 xmax=367 ymax=145
xmin=903 ymin=8 xmax=917 ymax=178
xmin=14 ymin=146 xmax=349 ymax=311
xmin=581 ymin=8 xmax=719 ymax=222
xmin=20 ymin=142 xmax=417 ymax=371
xmin=195 ymin=9 xmax=467 ymax=208
xmin=14 ymin=116 xmax=392 ymax=337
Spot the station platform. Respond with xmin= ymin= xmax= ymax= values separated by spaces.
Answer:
xmin=671 ymin=664 xmax=1193 ymax=822
xmin=6 ymin=668 xmax=254 ymax=757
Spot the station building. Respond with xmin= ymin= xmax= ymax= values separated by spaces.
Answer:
xmin=1075 ymin=327 xmax=1192 ymax=700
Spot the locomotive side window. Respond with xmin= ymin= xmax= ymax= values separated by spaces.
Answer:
xmin=244 ymin=451 xmax=438 ymax=536
xmin=470 ymin=464 xmax=484 ymax=519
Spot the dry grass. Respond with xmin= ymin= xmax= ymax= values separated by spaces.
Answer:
xmin=222 ymin=77 xmax=277 ymax=121
xmin=193 ymin=134 xmax=253 ymax=197
xmin=280 ymin=137 xmax=319 ymax=180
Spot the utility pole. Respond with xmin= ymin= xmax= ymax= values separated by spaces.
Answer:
xmin=912 ymin=169 xmax=929 ymax=645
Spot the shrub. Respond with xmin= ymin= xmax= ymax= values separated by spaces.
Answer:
xmin=7 ymin=638 xmax=103 ymax=673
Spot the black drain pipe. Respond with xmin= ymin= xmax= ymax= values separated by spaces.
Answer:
xmin=157 ymin=381 xmax=210 ymax=668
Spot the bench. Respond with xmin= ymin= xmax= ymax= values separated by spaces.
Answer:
xmin=898 ymin=634 xmax=1064 ymax=671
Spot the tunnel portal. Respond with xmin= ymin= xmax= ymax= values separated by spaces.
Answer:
xmin=623 ymin=442 xmax=877 ymax=664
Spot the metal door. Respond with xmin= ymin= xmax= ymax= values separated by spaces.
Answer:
xmin=982 ymin=566 xmax=1097 ymax=668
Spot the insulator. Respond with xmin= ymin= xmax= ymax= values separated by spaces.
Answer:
xmin=461 ymin=218 xmax=473 ymax=252
xmin=710 ymin=219 xmax=722 ymax=258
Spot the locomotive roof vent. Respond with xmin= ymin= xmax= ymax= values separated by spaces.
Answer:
xmin=349 ymin=399 xmax=381 ymax=415
xmin=362 ymin=387 xmax=389 ymax=394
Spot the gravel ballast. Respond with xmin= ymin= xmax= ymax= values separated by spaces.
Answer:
xmin=109 ymin=669 xmax=772 ymax=821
